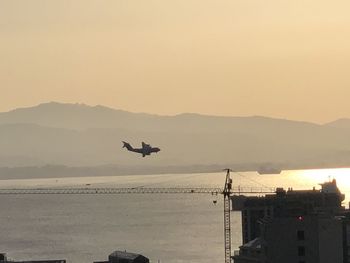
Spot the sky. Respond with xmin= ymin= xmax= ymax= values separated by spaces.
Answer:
xmin=1 ymin=0 xmax=350 ymax=123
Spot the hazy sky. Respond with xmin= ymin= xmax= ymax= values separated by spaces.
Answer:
xmin=1 ymin=0 xmax=350 ymax=123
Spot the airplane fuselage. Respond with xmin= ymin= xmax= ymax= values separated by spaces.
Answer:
xmin=122 ymin=141 xmax=160 ymax=157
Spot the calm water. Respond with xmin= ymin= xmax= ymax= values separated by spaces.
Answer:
xmin=1 ymin=168 xmax=350 ymax=263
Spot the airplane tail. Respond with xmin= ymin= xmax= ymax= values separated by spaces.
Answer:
xmin=122 ymin=141 xmax=133 ymax=151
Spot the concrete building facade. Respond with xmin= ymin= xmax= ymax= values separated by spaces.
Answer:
xmin=232 ymin=179 xmax=347 ymax=263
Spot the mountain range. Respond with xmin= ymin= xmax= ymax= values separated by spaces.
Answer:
xmin=0 ymin=102 xmax=350 ymax=177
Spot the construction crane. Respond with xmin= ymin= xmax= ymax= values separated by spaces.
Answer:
xmin=0 ymin=171 xmax=274 ymax=263
xmin=223 ymin=168 xmax=232 ymax=263
xmin=0 ymin=186 xmax=273 ymax=195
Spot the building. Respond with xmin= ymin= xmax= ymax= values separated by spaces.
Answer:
xmin=232 ymin=179 xmax=347 ymax=263
xmin=0 ymin=254 xmax=65 ymax=263
xmin=94 ymin=251 xmax=149 ymax=263
xmin=1 ymin=250 xmax=148 ymax=263
xmin=0 ymin=253 xmax=65 ymax=263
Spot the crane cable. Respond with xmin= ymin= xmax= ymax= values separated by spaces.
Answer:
xmin=233 ymin=171 xmax=272 ymax=189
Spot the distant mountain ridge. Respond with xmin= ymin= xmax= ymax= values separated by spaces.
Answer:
xmin=0 ymin=102 xmax=156 ymax=131
xmin=0 ymin=102 xmax=350 ymax=174
xmin=0 ymin=102 xmax=321 ymax=131
xmin=325 ymin=118 xmax=350 ymax=130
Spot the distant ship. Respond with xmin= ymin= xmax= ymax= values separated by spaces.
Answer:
xmin=257 ymin=167 xmax=282 ymax=175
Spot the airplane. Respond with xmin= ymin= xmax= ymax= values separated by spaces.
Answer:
xmin=122 ymin=141 xmax=161 ymax=157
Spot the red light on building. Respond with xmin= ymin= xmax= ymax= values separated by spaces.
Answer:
xmin=298 ymin=216 xmax=304 ymax=221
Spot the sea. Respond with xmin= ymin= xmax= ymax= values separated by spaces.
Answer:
xmin=1 ymin=168 xmax=350 ymax=263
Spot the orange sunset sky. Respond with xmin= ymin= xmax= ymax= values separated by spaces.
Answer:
xmin=1 ymin=0 xmax=350 ymax=123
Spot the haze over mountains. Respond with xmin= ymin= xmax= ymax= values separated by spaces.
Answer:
xmin=0 ymin=102 xmax=350 ymax=178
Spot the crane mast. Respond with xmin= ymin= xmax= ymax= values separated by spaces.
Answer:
xmin=223 ymin=168 xmax=232 ymax=263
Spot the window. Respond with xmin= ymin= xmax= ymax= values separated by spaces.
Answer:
xmin=298 ymin=246 xmax=305 ymax=256
xmin=297 ymin=230 xmax=305 ymax=240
